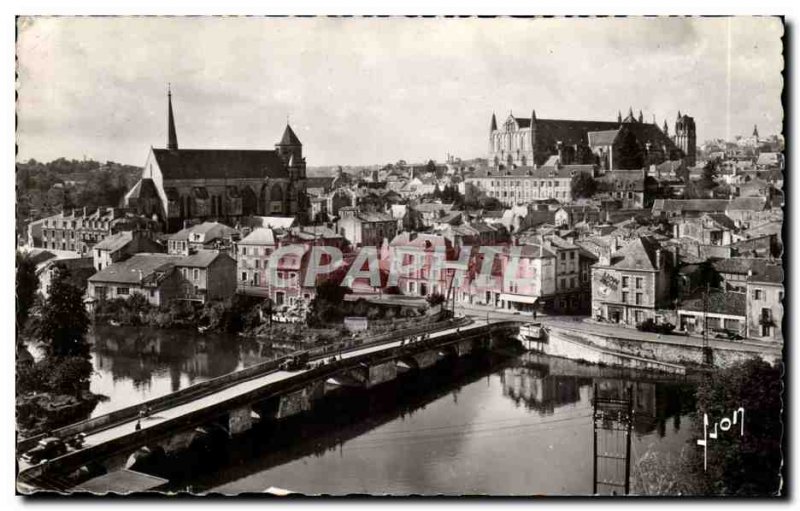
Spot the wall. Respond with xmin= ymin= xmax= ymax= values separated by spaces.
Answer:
xmin=545 ymin=325 xmax=781 ymax=370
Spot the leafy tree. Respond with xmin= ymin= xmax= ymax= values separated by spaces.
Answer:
xmin=48 ymin=356 xmax=94 ymax=397
xmin=425 ymin=159 xmax=437 ymax=173
xmin=683 ymin=260 xmax=723 ymax=295
xmin=570 ymin=172 xmax=598 ymax=198
xmin=691 ymin=359 xmax=783 ymax=495
xmin=699 ymin=159 xmax=720 ymax=190
xmin=35 ymin=265 xmax=90 ymax=359
xmin=426 ymin=292 xmax=446 ymax=307
xmin=16 ymin=252 xmax=38 ymax=337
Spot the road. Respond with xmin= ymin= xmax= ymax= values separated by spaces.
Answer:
xmin=455 ymin=304 xmax=782 ymax=355
xmin=542 ymin=318 xmax=782 ymax=355
xmin=18 ymin=319 xmax=489 ymax=474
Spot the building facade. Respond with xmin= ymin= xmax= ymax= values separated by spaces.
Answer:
xmin=125 ymin=90 xmax=308 ymax=231
xmin=591 ymin=237 xmax=673 ymax=325
xmin=487 ymin=109 xmax=691 ymax=170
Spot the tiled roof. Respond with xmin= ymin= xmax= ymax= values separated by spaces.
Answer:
xmin=726 ymin=197 xmax=767 ymax=212
xmin=239 ymin=227 xmax=277 ymax=246
xmin=652 ymin=199 xmax=730 ymax=213
xmin=93 ymin=231 xmax=134 ymax=252
xmin=704 ymin=213 xmax=738 ymax=231
xmin=680 ymin=291 xmax=746 ymax=316
xmin=712 ymin=257 xmax=783 ymax=285
xmin=152 ymin=148 xmax=288 ymax=180
xmin=468 ymin=164 xmax=594 ymax=180
xmin=178 ymin=250 xmax=228 ymax=268
xmin=587 ymin=130 xmax=620 ymax=147
xmin=608 ymin=236 xmax=662 ymax=271
xmin=126 ymin=178 xmax=159 ymax=199
xmin=412 ymin=202 xmax=454 ymax=213
xmin=89 ymin=253 xmax=180 ymax=284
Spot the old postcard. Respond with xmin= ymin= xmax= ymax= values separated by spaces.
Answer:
xmin=14 ymin=16 xmax=785 ymax=496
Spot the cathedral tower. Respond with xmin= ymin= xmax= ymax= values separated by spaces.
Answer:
xmin=674 ymin=112 xmax=696 ymax=166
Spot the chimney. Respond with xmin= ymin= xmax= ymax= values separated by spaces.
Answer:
xmin=656 ymin=248 xmax=662 ymax=269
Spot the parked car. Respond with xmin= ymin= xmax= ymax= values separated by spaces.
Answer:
xmin=21 ymin=437 xmax=67 ymax=464
xmin=279 ymin=351 xmax=310 ymax=371
xmin=713 ymin=330 xmax=744 ymax=341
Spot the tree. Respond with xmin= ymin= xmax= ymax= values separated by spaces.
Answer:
xmin=699 ymin=159 xmax=720 ymax=191
xmin=691 ymin=359 xmax=783 ymax=495
xmin=36 ymin=265 xmax=90 ymax=359
xmin=425 ymin=159 xmax=437 ymax=173
xmin=16 ymin=252 xmax=38 ymax=337
xmin=570 ymin=172 xmax=598 ymax=199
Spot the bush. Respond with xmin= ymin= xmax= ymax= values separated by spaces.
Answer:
xmin=426 ymin=292 xmax=446 ymax=307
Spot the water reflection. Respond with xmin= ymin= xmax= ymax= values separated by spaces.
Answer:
xmin=190 ymin=350 xmax=697 ymax=495
xmin=88 ymin=326 xmax=278 ymax=417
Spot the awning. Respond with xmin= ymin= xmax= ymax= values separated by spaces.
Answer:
xmin=499 ymin=293 xmax=538 ymax=305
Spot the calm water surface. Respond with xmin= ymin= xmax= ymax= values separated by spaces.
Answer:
xmin=85 ymin=326 xmax=697 ymax=495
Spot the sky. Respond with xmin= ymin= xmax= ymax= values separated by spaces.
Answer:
xmin=16 ymin=16 xmax=784 ymax=167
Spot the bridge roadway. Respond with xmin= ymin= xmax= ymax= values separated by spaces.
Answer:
xmin=18 ymin=318 xmax=521 ymax=489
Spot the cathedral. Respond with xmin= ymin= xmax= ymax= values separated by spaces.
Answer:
xmin=488 ymin=108 xmax=696 ymax=170
xmin=125 ymin=88 xmax=308 ymax=232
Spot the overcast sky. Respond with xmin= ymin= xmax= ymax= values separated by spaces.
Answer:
xmin=17 ymin=16 xmax=783 ymax=167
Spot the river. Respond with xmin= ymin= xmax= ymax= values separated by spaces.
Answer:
xmin=86 ymin=326 xmax=698 ymax=495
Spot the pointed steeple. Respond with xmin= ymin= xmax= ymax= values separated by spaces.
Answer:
xmin=753 ymin=124 xmax=759 ymax=138
xmin=278 ymin=123 xmax=302 ymax=146
xmin=638 ymin=110 xmax=643 ymax=123
xmin=663 ymin=120 xmax=669 ymax=136
xmin=677 ymin=110 xmax=682 ymax=119
xmin=531 ymin=109 xmax=537 ymax=122
xmin=617 ymin=110 xmax=622 ymax=123
xmin=490 ymin=112 xmax=497 ymax=132
xmin=167 ymin=84 xmax=178 ymax=151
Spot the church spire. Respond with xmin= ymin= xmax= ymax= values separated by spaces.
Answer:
xmin=490 ymin=112 xmax=497 ymax=132
xmin=638 ymin=110 xmax=643 ymax=123
xmin=167 ymin=84 xmax=178 ymax=151
xmin=617 ymin=110 xmax=622 ymax=123
xmin=753 ymin=124 xmax=759 ymax=138
xmin=663 ymin=120 xmax=669 ymax=136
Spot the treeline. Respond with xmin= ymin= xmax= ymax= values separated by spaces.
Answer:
xmin=16 ymin=158 xmax=142 ymax=233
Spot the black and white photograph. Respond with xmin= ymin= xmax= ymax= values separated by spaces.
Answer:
xmin=13 ymin=14 xmax=786 ymax=497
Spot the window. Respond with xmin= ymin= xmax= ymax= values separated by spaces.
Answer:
xmin=635 ymin=293 xmax=643 ymax=305
xmin=570 ymin=252 xmax=575 ymax=260
xmin=622 ymin=291 xmax=628 ymax=303
xmin=149 ymin=289 xmax=156 ymax=298
xmin=242 ymin=247 xmax=247 ymax=256
xmin=635 ymin=277 xmax=643 ymax=289
xmin=241 ymin=272 xmax=247 ymax=282
xmin=255 ymin=260 xmax=260 ymax=269
xmin=193 ymin=269 xmax=199 ymax=280
xmin=560 ymin=252 xmax=565 ymax=260
xmin=752 ymin=289 xmax=764 ymax=300
xmin=634 ymin=310 xmax=644 ymax=324
xmin=622 ymin=276 xmax=629 ymax=288
xmin=117 ymin=287 xmax=129 ymax=296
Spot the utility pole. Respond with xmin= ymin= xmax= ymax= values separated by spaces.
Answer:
xmin=702 ymin=282 xmax=712 ymax=365
xmin=592 ymin=383 xmax=634 ymax=495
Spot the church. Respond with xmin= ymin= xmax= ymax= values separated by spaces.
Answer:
xmin=125 ymin=89 xmax=308 ymax=232
xmin=488 ymin=108 xmax=695 ymax=170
